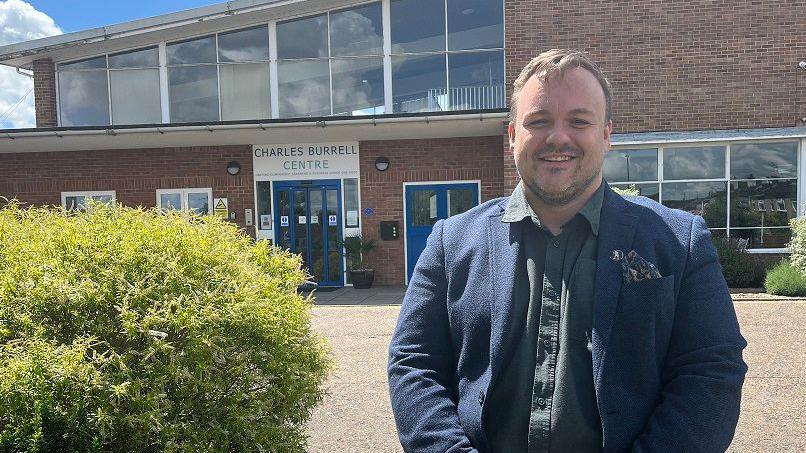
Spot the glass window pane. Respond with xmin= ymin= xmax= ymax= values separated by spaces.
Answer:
xmin=220 ymin=63 xmax=270 ymax=120
xmin=256 ymin=181 xmax=272 ymax=230
xmin=392 ymin=54 xmax=447 ymax=113
xmin=330 ymin=3 xmax=383 ymax=56
xmin=663 ymin=146 xmax=725 ymax=180
xmin=168 ymin=65 xmax=219 ymax=122
xmin=730 ymin=179 xmax=796 ymax=228
xmin=391 ymin=0 xmax=445 ymax=53
xmin=730 ymin=228 xmax=791 ymax=249
xmin=58 ymin=70 xmax=110 ymax=126
xmin=110 ymin=69 xmax=162 ymax=124
xmin=109 ymin=47 xmax=158 ymax=68
xmin=344 ymin=179 xmax=359 ymax=227
xmin=277 ymin=14 xmax=328 ymax=59
xmin=604 ymin=148 xmax=658 ymax=182
xmin=448 ymin=188 xmax=475 ymax=217
xmin=447 ymin=51 xmax=505 ymax=110
xmin=278 ymin=60 xmax=331 ymax=117
xmin=730 ymin=142 xmax=798 ymax=179
xmin=218 ymin=26 xmax=269 ymax=62
xmin=661 ymin=181 xmax=727 ymax=228
xmin=611 ymin=183 xmax=659 ymax=201
xmin=447 ymin=0 xmax=504 ymax=50
xmin=411 ymin=190 xmax=438 ymax=226
xmin=160 ymin=193 xmax=182 ymax=210
xmin=167 ymin=36 xmax=216 ymax=65
xmin=60 ymin=56 xmax=107 ymax=70
xmin=187 ymin=192 xmax=210 ymax=215
xmin=332 ymin=58 xmax=385 ymax=115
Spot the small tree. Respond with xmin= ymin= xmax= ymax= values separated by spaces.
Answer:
xmin=0 ymin=201 xmax=330 ymax=452
xmin=338 ymin=234 xmax=376 ymax=271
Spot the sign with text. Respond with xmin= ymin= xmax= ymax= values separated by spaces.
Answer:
xmin=253 ymin=142 xmax=359 ymax=181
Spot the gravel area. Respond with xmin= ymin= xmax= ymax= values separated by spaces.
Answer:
xmin=305 ymin=299 xmax=806 ymax=452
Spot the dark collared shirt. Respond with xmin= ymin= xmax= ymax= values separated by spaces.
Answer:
xmin=485 ymin=182 xmax=604 ymax=453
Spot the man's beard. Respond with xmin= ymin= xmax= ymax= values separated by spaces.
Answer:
xmin=519 ymin=144 xmax=601 ymax=207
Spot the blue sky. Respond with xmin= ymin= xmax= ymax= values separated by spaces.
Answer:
xmin=28 ymin=0 xmax=225 ymax=33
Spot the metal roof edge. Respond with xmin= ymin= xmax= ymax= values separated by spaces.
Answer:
xmin=611 ymin=127 xmax=806 ymax=145
xmin=0 ymin=0 xmax=291 ymax=65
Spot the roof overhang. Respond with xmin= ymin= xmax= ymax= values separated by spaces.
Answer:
xmin=0 ymin=111 xmax=510 ymax=153
xmin=0 ymin=0 xmax=361 ymax=68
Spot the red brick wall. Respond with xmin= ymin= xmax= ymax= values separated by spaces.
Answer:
xmin=0 ymin=146 xmax=255 ymax=230
xmin=32 ymin=59 xmax=57 ymax=128
xmin=358 ymin=136 xmax=506 ymax=285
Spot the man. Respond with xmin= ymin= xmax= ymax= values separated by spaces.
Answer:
xmin=387 ymin=49 xmax=747 ymax=453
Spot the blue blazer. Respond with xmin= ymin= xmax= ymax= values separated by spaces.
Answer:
xmin=388 ymin=184 xmax=747 ymax=453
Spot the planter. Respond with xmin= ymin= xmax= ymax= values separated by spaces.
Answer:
xmin=350 ymin=269 xmax=375 ymax=289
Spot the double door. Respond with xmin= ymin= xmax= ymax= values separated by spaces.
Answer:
xmin=274 ymin=180 xmax=343 ymax=287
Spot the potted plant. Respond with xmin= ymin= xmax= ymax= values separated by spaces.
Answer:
xmin=339 ymin=234 xmax=376 ymax=289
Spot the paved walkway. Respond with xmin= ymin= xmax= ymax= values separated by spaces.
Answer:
xmin=304 ymin=291 xmax=806 ymax=453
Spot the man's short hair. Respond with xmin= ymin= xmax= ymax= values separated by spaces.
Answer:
xmin=510 ymin=49 xmax=612 ymax=123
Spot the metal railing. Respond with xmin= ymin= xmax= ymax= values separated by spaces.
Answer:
xmin=397 ymin=84 xmax=506 ymax=112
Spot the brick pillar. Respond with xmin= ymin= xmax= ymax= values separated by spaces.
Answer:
xmin=33 ymin=58 xmax=57 ymax=127
xmin=503 ymin=125 xmax=519 ymax=193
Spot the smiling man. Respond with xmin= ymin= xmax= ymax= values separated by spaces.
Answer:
xmin=388 ymin=49 xmax=747 ymax=453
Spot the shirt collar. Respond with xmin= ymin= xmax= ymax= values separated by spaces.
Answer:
xmin=502 ymin=181 xmax=605 ymax=236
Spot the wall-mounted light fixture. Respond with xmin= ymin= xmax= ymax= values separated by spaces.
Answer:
xmin=375 ymin=156 xmax=390 ymax=172
xmin=226 ymin=160 xmax=241 ymax=175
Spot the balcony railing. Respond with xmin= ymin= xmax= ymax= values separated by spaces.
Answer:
xmin=397 ymin=84 xmax=506 ymax=113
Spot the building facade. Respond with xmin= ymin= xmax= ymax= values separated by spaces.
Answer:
xmin=1 ymin=0 xmax=805 ymax=286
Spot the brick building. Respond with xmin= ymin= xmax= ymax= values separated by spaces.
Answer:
xmin=1 ymin=0 xmax=805 ymax=286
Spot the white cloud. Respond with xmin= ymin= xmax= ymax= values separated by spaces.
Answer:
xmin=0 ymin=0 xmax=61 ymax=129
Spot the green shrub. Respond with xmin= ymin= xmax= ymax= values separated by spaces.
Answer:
xmin=712 ymin=236 xmax=768 ymax=288
xmin=788 ymin=215 xmax=806 ymax=273
xmin=765 ymin=259 xmax=806 ymax=296
xmin=611 ymin=185 xmax=640 ymax=197
xmin=0 ymin=201 xmax=330 ymax=452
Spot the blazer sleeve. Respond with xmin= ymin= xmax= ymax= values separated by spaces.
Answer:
xmin=387 ymin=220 xmax=479 ymax=453
xmin=632 ymin=216 xmax=748 ymax=452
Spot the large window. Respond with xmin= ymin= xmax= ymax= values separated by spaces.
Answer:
xmin=156 ymin=188 xmax=212 ymax=215
xmin=604 ymin=141 xmax=800 ymax=249
xmin=391 ymin=0 xmax=505 ymax=112
xmin=57 ymin=1 xmax=505 ymax=125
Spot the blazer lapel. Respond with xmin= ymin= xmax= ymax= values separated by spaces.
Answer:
xmin=487 ymin=205 xmax=523 ymax=388
xmin=592 ymin=186 xmax=639 ymax=388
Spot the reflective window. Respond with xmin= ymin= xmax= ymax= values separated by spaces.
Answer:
xmin=611 ymin=183 xmax=659 ymax=201
xmin=167 ymin=36 xmax=216 ymax=64
xmin=330 ymin=3 xmax=383 ymax=56
xmin=277 ymin=14 xmax=328 ymax=59
xmin=730 ymin=179 xmax=796 ymax=228
xmin=730 ymin=142 xmax=798 ymax=179
xmin=159 ymin=193 xmax=182 ymax=210
xmin=187 ymin=192 xmax=210 ymax=215
xmin=447 ymin=0 xmax=504 ymax=50
xmin=168 ymin=65 xmax=219 ymax=122
xmin=391 ymin=0 xmax=445 ymax=53
xmin=663 ymin=146 xmax=726 ymax=180
xmin=58 ymin=69 xmax=110 ymax=126
xmin=447 ymin=51 xmax=505 ymax=110
xmin=730 ymin=228 xmax=791 ymax=249
xmin=278 ymin=60 xmax=331 ymax=117
xmin=109 ymin=47 xmax=158 ymax=68
xmin=661 ymin=181 xmax=727 ymax=228
xmin=411 ymin=190 xmax=438 ymax=226
xmin=344 ymin=179 xmax=360 ymax=227
xmin=157 ymin=189 xmax=211 ymax=214
xmin=256 ymin=181 xmax=272 ymax=230
xmin=62 ymin=191 xmax=115 ymax=211
xmin=604 ymin=148 xmax=658 ymax=182
xmin=60 ymin=56 xmax=106 ymax=70
xmin=392 ymin=54 xmax=447 ymax=113
xmin=110 ymin=69 xmax=162 ymax=124
xmin=220 ymin=63 xmax=270 ymax=120
xmin=332 ymin=58 xmax=385 ymax=115
xmin=448 ymin=188 xmax=475 ymax=217
xmin=218 ymin=26 xmax=269 ymax=62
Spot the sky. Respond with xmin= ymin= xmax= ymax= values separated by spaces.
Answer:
xmin=0 ymin=0 xmax=225 ymax=129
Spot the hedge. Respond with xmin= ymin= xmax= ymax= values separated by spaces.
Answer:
xmin=0 ymin=201 xmax=330 ymax=452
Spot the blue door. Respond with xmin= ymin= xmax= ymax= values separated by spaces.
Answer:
xmin=274 ymin=180 xmax=343 ymax=287
xmin=405 ymin=183 xmax=479 ymax=283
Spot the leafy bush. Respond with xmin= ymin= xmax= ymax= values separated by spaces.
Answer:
xmin=611 ymin=185 xmax=640 ymax=197
xmin=0 ymin=201 xmax=330 ymax=452
xmin=788 ymin=215 xmax=806 ymax=273
xmin=712 ymin=236 xmax=768 ymax=288
xmin=765 ymin=259 xmax=806 ymax=296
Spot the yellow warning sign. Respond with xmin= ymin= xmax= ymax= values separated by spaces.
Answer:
xmin=213 ymin=198 xmax=228 ymax=218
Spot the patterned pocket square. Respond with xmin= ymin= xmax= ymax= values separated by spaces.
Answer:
xmin=612 ymin=249 xmax=662 ymax=283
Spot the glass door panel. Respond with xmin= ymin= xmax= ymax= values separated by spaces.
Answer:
xmin=277 ymin=190 xmax=292 ymax=249
xmin=309 ymin=189 xmax=325 ymax=281
xmin=293 ymin=190 xmax=308 ymax=273
xmin=326 ymin=189 xmax=341 ymax=282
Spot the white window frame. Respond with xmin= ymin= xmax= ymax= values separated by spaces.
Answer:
xmin=61 ymin=190 xmax=116 ymax=210
xmin=156 ymin=188 xmax=213 ymax=214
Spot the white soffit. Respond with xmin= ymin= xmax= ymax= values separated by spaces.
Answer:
xmin=0 ymin=114 xmax=509 ymax=154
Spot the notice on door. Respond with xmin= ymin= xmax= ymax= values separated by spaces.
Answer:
xmin=311 ymin=215 xmax=319 ymax=224
xmin=298 ymin=216 xmax=307 ymax=224
xmin=280 ymin=216 xmax=289 ymax=227
xmin=329 ymin=215 xmax=338 ymax=226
